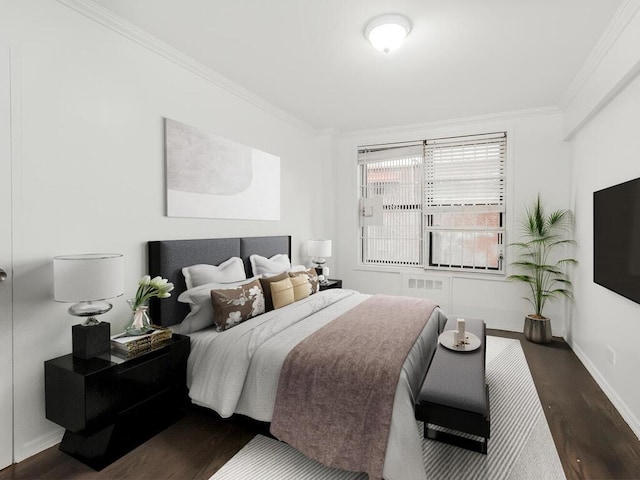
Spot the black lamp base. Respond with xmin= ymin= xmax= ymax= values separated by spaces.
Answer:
xmin=72 ymin=322 xmax=111 ymax=359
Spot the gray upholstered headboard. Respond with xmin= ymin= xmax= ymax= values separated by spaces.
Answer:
xmin=147 ymin=236 xmax=291 ymax=327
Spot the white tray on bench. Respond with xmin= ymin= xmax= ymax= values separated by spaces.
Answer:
xmin=438 ymin=330 xmax=481 ymax=352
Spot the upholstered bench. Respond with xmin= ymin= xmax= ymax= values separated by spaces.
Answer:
xmin=415 ymin=317 xmax=490 ymax=454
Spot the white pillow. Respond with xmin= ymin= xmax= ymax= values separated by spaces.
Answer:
xmin=177 ymin=277 xmax=260 ymax=304
xmin=171 ymin=302 xmax=210 ymax=335
xmin=174 ymin=277 xmax=260 ymax=334
xmin=182 ymin=257 xmax=246 ymax=290
xmin=250 ymin=254 xmax=291 ymax=276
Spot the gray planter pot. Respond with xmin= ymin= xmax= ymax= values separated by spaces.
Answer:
xmin=523 ymin=315 xmax=552 ymax=344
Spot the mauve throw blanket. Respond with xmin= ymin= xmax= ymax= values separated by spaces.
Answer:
xmin=270 ymin=294 xmax=438 ymax=480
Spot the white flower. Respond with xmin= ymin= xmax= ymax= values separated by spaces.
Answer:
xmin=150 ymin=276 xmax=168 ymax=289
xmin=233 ymin=295 xmax=247 ymax=306
xmin=131 ymin=274 xmax=172 ymax=310
xmin=249 ymin=286 xmax=261 ymax=297
xmin=251 ymin=293 xmax=265 ymax=317
xmin=227 ymin=311 xmax=242 ymax=326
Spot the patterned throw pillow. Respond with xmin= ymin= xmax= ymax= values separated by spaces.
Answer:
xmin=173 ymin=277 xmax=260 ymax=334
xmin=210 ymin=278 xmax=265 ymax=331
xmin=288 ymin=268 xmax=319 ymax=294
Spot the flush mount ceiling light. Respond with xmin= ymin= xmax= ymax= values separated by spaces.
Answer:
xmin=364 ymin=14 xmax=411 ymax=54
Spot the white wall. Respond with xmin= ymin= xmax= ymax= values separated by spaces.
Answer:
xmin=564 ymin=5 xmax=640 ymax=438
xmin=1 ymin=0 xmax=324 ymax=461
xmin=569 ymin=73 xmax=640 ymax=439
xmin=334 ymin=111 xmax=572 ymax=333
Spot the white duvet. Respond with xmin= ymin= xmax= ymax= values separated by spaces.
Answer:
xmin=187 ymin=289 xmax=447 ymax=480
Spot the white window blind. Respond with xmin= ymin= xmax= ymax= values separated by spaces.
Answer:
xmin=359 ymin=143 xmax=423 ymax=266
xmin=425 ymin=132 xmax=506 ymax=213
xmin=425 ymin=133 xmax=506 ymax=271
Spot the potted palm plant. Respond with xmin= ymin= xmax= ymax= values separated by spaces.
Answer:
xmin=508 ymin=195 xmax=577 ymax=343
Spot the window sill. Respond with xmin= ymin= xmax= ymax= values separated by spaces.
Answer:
xmin=353 ymin=264 xmax=507 ymax=282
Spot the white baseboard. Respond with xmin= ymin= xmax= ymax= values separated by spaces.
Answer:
xmin=570 ymin=340 xmax=640 ymax=441
xmin=17 ymin=428 xmax=64 ymax=463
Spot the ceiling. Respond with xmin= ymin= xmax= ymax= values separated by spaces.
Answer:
xmin=90 ymin=0 xmax=623 ymax=133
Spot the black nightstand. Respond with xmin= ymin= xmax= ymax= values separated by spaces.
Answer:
xmin=44 ymin=334 xmax=190 ymax=470
xmin=320 ymin=279 xmax=342 ymax=291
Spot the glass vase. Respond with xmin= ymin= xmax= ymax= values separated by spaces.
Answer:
xmin=125 ymin=299 xmax=153 ymax=336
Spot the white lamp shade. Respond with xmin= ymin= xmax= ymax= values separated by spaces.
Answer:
xmin=308 ymin=239 xmax=332 ymax=258
xmin=54 ymin=253 xmax=124 ymax=303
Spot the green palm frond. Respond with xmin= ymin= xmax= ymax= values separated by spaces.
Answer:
xmin=549 ymin=239 xmax=576 ymax=247
xmin=556 ymin=258 xmax=578 ymax=266
xmin=507 ymin=274 xmax=535 ymax=283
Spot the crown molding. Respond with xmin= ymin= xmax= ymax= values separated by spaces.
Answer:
xmin=560 ymin=0 xmax=640 ymax=110
xmin=336 ymin=106 xmax=562 ymax=139
xmin=56 ymin=0 xmax=319 ymax=135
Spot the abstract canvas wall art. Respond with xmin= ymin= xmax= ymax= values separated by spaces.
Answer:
xmin=165 ymin=118 xmax=280 ymax=220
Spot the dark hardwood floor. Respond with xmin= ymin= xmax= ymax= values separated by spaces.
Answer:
xmin=492 ymin=330 xmax=640 ymax=480
xmin=2 ymin=330 xmax=639 ymax=480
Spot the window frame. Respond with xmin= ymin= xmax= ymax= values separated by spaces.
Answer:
xmin=425 ymin=214 xmax=505 ymax=272
xmin=358 ymin=132 xmax=507 ymax=274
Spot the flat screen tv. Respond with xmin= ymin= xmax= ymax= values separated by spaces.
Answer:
xmin=593 ymin=176 xmax=640 ymax=305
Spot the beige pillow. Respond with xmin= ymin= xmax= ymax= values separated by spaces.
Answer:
xmin=271 ymin=277 xmax=294 ymax=309
xmin=259 ymin=272 xmax=289 ymax=312
xmin=291 ymin=275 xmax=311 ymax=301
xmin=210 ymin=278 xmax=265 ymax=331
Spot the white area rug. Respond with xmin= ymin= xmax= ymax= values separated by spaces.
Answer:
xmin=210 ymin=336 xmax=565 ymax=480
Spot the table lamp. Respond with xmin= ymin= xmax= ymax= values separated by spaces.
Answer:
xmin=308 ymin=239 xmax=332 ymax=267
xmin=54 ymin=253 xmax=124 ymax=359
xmin=308 ymin=239 xmax=332 ymax=283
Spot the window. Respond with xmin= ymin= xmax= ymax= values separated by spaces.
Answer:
xmin=359 ymin=132 xmax=506 ymax=273
xmin=359 ymin=142 xmax=423 ymax=266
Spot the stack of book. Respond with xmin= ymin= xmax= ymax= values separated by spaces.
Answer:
xmin=111 ymin=327 xmax=172 ymax=356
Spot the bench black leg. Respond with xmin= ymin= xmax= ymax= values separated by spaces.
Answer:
xmin=424 ymin=424 xmax=488 ymax=454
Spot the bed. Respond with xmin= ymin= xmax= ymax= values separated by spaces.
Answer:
xmin=148 ymin=236 xmax=447 ymax=480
